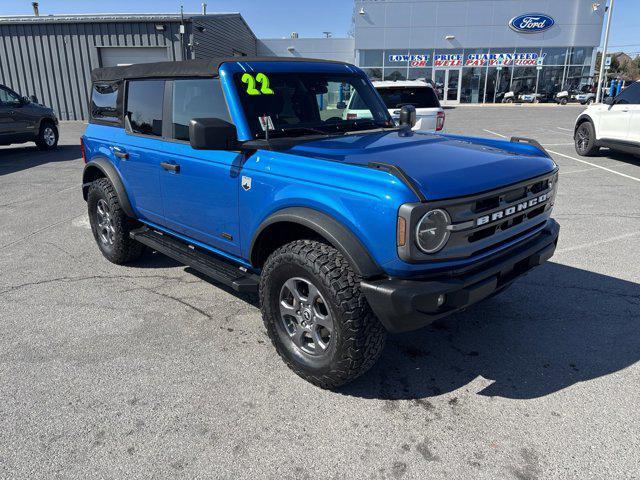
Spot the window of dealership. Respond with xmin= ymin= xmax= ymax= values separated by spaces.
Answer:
xmin=357 ymin=47 xmax=594 ymax=104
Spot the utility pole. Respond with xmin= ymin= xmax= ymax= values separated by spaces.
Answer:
xmin=596 ymin=0 xmax=615 ymax=103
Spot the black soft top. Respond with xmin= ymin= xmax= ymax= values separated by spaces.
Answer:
xmin=91 ymin=57 xmax=351 ymax=83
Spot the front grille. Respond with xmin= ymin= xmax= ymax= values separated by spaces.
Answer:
xmin=445 ymin=173 xmax=557 ymax=258
xmin=398 ymin=171 xmax=559 ymax=263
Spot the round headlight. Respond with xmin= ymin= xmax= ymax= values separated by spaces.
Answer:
xmin=415 ymin=209 xmax=451 ymax=254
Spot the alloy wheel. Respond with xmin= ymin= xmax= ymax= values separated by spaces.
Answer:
xmin=576 ymin=127 xmax=589 ymax=153
xmin=278 ymin=277 xmax=334 ymax=356
xmin=96 ymin=199 xmax=115 ymax=246
xmin=43 ymin=127 xmax=56 ymax=146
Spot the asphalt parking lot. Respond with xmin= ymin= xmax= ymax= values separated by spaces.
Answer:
xmin=1 ymin=106 xmax=639 ymax=479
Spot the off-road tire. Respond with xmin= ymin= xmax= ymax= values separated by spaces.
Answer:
xmin=259 ymin=240 xmax=387 ymax=389
xmin=35 ymin=121 xmax=58 ymax=150
xmin=575 ymin=121 xmax=599 ymax=156
xmin=87 ymin=177 xmax=144 ymax=264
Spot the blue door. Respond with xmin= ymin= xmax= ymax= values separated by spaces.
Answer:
xmin=117 ymin=79 xmax=166 ymax=223
xmin=157 ymin=78 xmax=242 ymax=256
xmin=159 ymin=145 xmax=242 ymax=256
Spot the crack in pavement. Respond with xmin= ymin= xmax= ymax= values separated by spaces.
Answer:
xmin=0 ymin=273 xmax=200 ymax=296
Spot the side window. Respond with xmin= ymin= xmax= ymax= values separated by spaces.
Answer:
xmin=90 ymin=82 xmax=120 ymax=124
xmin=126 ymin=80 xmax=165 ymax=136
xmin=171 ymin=78 xmax=231 ymax=141
xmin=616 ymin=82 xmax=640 ymax=105
xmin=0 ymin=87 xmax=22 ymax=106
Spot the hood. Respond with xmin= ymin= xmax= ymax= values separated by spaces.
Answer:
xmin=283 ymin=131 xmax=556 ymax=200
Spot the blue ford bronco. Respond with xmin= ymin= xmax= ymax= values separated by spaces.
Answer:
xmin=82 ymin=58 xmax=559 ymax=388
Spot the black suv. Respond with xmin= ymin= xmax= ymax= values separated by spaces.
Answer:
xmin=0 ymin=84 xmax=59 ymax=150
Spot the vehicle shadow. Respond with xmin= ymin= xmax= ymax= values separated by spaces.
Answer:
xmin=340 ymin=262 xmax=640 ymax=400
xmin=0 ymin=145 xmax=80 ymax=176
xmin=597 ymin=148 xmax=640 ymax=167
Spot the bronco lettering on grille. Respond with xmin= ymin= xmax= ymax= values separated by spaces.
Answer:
xmin=476 ymin=192 xmax=549 ymax=226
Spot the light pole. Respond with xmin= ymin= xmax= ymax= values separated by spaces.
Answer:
xmin=596 ymin=0 xmax=615 ymax=103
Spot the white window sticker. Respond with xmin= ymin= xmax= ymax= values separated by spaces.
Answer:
xmin=258 ymin=115 xmax=274 ymax=132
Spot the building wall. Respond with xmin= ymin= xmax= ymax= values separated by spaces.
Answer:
xmin=192 ymin=14 xmax=257 ymax=59
xmin=354 ymin=0 xmax=605 ymax=50
xmin=257 ymin=38 xmax=356 ymax=64
xmin=0 ymin=18 xmax=187 ymax=120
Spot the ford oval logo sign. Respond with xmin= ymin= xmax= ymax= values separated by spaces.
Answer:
xmin=509 ymin=13 xmax=555 ymax=33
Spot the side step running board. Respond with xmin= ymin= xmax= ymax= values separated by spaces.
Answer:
xmin=130 ymin=227 xmax=259 ymax=293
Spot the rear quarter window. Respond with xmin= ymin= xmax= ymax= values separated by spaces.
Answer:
xmin=90 ymin=82 xmax=121 ymax=124
xmin=377 ymin=87 xmax=440 ymax=109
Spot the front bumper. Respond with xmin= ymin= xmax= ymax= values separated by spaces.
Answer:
xmin=361 ymin=219 xmax=560 ymax=333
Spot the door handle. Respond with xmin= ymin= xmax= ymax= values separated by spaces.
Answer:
xmin=112 ymin=146 xmax=129 ymax=159
xmin=160 ymin=162 xmax=180 ymax=173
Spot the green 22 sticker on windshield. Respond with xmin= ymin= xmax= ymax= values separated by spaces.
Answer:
xmin=241 ymin=73 xmax=274 ymax=96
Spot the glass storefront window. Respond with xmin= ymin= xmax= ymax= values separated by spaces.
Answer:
xmin=433 ymin=49 xmax=464 ymax=68
xmin=408 ymin=68 xmax=432 ymax=81
xmin=359 ymin=50 xmax=384 ymax=67
xmin=485 ymin=67 xmax=512 ymax=103
xmin=537 ymin=66 xmax=565 ymax=99
xmin=569 ymin=47 xmax=593 ymax=65
xmin=464 ymin=48 xmax=489 ymax=67
xmin=361 ymin=68 xmax=383 ymax=81
xmin=461 ymin=67 xmax=486 ymax=103
xmin=564 ymin=66 xmax=593 ymax=92
xmin=409 ymin=49 xmax=433 ymax=67
xmin=511 ymin=67 xmax=538 ymax=95
xmin=385 ymin=49 xmax=410 ymax=67
xmin=541 ymin=47 xmax=568 ymax=65
xmin=384 ymin=68 xmax=407 ymax=81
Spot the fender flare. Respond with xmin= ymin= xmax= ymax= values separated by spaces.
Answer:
xmin=574 ymin=113 xmax=594 ymax=134
xmin=250 ymin=207 xmax=383 ymax=278
xmin=82 ymin=157 xmax=135 ymax=218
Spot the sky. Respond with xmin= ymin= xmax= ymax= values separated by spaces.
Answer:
xmin=1 ymin=0 xmax=638 ymax=56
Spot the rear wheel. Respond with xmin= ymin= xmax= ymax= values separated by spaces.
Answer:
xmin=259 ymin=240 xmax=386 ymax=389
xmin=575 ymin=121 xmax=599 ymax=157
xmin=35 ymin=122 xmax=58 ymax=150
xmin=87 ymin=178 xmax=144 ymax=264
xmin=559 ymin=98 xmax=568 ymax=106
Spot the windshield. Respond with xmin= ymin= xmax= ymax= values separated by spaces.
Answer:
xmin=234 ymin=72 xmax=393 ymax=139
xmin=376 ymin=87 xmax=440 ymax=109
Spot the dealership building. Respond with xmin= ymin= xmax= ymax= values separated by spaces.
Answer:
xmin=0 ymin=1 xmax=607 ymax=119
xmin=259 ymin=0 xmax=607 ymax=105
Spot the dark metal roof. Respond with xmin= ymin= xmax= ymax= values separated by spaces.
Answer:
xmin=0 ymin=12 xmax=238 ymax=24
xmin=90 ymin=57 xmax=351 ymax=82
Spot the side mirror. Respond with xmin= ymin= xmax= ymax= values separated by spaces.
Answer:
xmin=336 ymin=101 xmax=347 ymax=110
xmin=29 ymin=95 xmax=39 ymax=104
xmin=189 ymin=118 xmax=237 ymax=150
xmin=399 ymin=105 xmax=416 ymax=128
xmin=603 ymin=96 xmax=614 ymax=105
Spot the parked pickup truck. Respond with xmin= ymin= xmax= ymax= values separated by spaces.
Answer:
xmin=0 ymin=83 xmax=58 ymax=149
xmin=82 ymin=58 xmax=560 ymax=388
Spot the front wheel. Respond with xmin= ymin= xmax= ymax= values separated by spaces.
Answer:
xmin=259 ymin=240 xmax=386 ymax=389
xmin=575 ymin=121 xmax=599 ymax=156
xmin=559 ymin=98 xmax=568 ymax=106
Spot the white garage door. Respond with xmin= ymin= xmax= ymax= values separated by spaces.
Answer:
xmin=100 ymin=47 xmax=169 ymax=67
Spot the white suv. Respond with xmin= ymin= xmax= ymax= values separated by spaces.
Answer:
xmin=345 ymin=80 xmax=445 ymax=132
xmin=574 ymin=81 xmax=640 ymax=156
